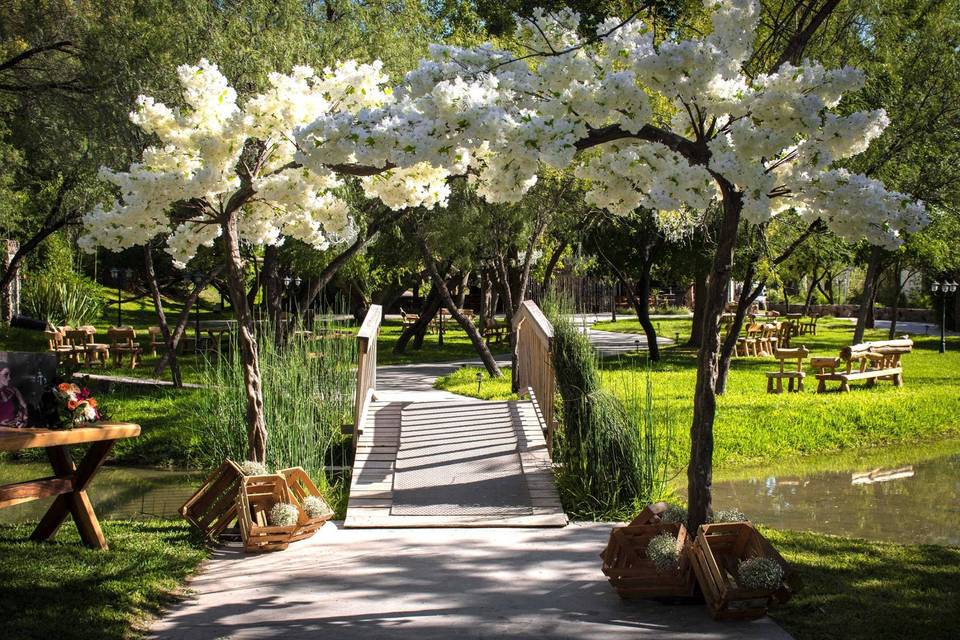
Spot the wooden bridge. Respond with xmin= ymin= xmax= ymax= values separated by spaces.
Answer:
xmin=344 ymin=302 xmax=567 ymax=528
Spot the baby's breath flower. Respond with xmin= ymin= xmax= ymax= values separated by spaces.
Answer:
xmin=738 ymin=557 xmax=784 ymax=591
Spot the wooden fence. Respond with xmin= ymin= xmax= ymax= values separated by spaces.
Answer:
xmin=513 ymin=300 xmax=557 ymax=452
xmin=353 ymin=304 xmax=382 ymax=448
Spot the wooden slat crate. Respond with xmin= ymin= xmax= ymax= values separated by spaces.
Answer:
xmin=690 ymin=522 xmax=796 ymax=621
xmin=236 ymin=474 xmax=297 ymax=553
xmin=279 ymin=467 xmax=334 ymax=542
xmin=179 ymin=459 xmax=243 ymax=541
xmin=627 ymin=501 xmax=670 ymax=526
xmin=600 ymin=521 xmax=696 ymax=598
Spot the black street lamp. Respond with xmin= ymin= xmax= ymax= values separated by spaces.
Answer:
xmin=110 ymin=267 xmax=134 ymax=326
xmin=930 ymin=280 xmax=958 ymax=354
xmin=183 ymin=271 xmax=205 ymax=351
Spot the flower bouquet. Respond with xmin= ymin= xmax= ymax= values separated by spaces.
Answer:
xmin=53 ymin=382 xmax=102 ymax=427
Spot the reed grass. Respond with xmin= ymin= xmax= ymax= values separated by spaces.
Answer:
xmin=191 ymin=315 xmax=356 ymax=509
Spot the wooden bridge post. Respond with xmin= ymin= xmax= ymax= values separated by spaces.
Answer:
xmin=353 ymin=305 xmax=382 ymax=450
xmin=513 ymin=301 xmax=557 ymax=452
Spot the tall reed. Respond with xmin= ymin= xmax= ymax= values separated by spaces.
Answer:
xmin=191 ymin=314 xmax=356 ymax=510
xmin=545 ymin=295 xmax=674 ymax=520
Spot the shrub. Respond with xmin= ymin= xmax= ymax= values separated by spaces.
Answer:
xmin=660 ymin=503 xmax=687 ymax=524
xmin=545 ymin=295 xmax=673 ymax=520
xmin=711 ymin=508 xmax=747 ymax=523
xmin=22 ymin=275 xmax=102 ymax=327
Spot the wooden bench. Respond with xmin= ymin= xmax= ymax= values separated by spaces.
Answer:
xmin=813 ymin=337 xmax=913 ymax=393
xmin=766 ymin=346 xmax=809 ymax=393
xmin=66 ymin=327 xmax=110 ymax=368
xmin=107 ymin=327 xmax=143 ymax=368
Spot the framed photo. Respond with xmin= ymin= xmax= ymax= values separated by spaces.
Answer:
xmin=0 ymin=351 xmax=57 ymax=427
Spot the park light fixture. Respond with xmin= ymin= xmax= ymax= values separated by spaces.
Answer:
xmin=476 ymin=371 xmax=483 ymax=395
xmin=931 ymin=278 xmax=958 ymax=354
xmin=111 ymin=267 xmax=135 ymax=326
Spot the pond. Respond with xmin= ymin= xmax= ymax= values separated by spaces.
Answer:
xmin=706 ymin=439 xmax=960 ymax=546
xmin=0 ymin=462 xmax=201 ymax=525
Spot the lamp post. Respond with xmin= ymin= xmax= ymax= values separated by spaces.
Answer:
xmin=184 ymin=271 xmax=205 ymax=351
xmin=110 ymin=267 xmax=134 ymax=326
xmin=930 ymin=280 xmax=958 ymax=354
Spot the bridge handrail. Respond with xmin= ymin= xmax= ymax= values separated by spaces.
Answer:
xmin=354 ymin=305 xmax=382 ymax=446
xmin=513 ymin=300 xmax=556 ymax=452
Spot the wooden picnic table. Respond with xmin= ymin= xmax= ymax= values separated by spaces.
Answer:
xmin=0 ymin=422 xmax=141 ymax=549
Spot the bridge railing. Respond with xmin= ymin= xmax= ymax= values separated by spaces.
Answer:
xmin=513 ymin=300 xmax=557 ymax=452
xmin=353 ymin=304 xmax=382 ymax=447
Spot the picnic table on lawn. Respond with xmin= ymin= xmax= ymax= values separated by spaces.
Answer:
xmin=0 ymin=422 xmax=141 ymax=549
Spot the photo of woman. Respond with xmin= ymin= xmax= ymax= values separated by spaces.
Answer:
xmin=0 ymin=362 xmax=29 ymax=427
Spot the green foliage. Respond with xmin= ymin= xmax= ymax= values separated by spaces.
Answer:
xmin=765 ymin=527 xmax=960 ymax=640
xmin=0 ymin=520 xmax=207 ymax=640
xmin=547 ymin=300 xmax=673 ymax=520
xmin=22 ymin=274 xmax=102 ymax=326
xmin=191 ymin=319 xmax=355 ymax=496
xmin=434 ymin=366 xmax=518 ymax=400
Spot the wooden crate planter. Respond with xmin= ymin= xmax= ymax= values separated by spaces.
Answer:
xmin=600 ymin=521 xmax=696 ymax=598
xmin=627 ymin=501 xmax=671 ymax=526
xmin=280 ymin=467 xmax=335 ymax=542
xmin=179 ymin=459 xmax=243 ymax=541
xmin=236 ymin=474 xmax=297 ymax=553
xmin=690 ymin=522 xmax=795 ymax=621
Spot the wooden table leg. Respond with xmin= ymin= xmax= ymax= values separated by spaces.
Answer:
xmin=31 ymin=440 xmax=117 ymax=549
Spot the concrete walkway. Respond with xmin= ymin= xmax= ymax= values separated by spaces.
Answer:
xmin=151 ymin=522 xmax=791 ymax=640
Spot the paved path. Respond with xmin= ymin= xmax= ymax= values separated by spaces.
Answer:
xmin=839 ymin=317 xmax=958 ymax=336
xmin=151 ymin=522 xmax=791 ymax=640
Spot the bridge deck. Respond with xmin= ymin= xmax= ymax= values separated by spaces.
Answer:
xmin=345 ymin=397 xmax=567 ymax=528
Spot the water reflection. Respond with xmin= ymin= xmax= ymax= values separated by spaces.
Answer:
xmin=0 ymin=463 xmax=200 ymax=525
xmin=709 ymin=448 xmax=960 ymax=545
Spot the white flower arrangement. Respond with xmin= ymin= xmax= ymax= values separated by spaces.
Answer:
xmin=737 ymin=557 xmax=784 ymax=591
xmin=646 ymin=532 xmax=681 ymax=572
xmin=239 ymin=460 xmax=269 ymax=476
xmin=660 ymin=503 xmax=688 ymax=524
xmin=710 ymin=508 xmax=747 ymax=523
xmin=302 ymin=496 xmax=330 ymax=519
xmin=268 ymin=502 xmax=299 ymax=527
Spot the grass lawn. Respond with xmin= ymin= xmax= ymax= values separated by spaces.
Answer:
xmin=765 ymin=528 xmax=960 ymax=640
xmin=376 ymin=319 xmax=510 ymax=365
xmin=437 ymin=317 xmax=960 ymax=468
xmin=0 ymin=520 xmax=207 ymax=640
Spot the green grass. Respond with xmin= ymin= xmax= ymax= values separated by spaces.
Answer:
xmin=593 ymin=317 xmax=695 ymax=344
xmin=376 ymin=319 xmax=510 ymax=365
xmin=765 ymin=528 xmax=960 ymax=640
xmin=437 ymin=318 xmax=960 ymax=469
xmin=0 ymin=520 xmax=208 ymax=640
xmin=434 ymin=365 xmax=519 ymax=400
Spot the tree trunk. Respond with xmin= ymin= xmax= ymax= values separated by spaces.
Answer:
xmin=153 ymin=265 xmax=223 ymax=379
xmin=854 ymin=247 xmax=884 ymax=343
xmin=395 ymin=286 xmax=438 ymax=353
xmin=223 ymin=209 xmax=268 ymax=463
xmin=541 ymin=240 xmax=568 ymax=293
xmin=455 ymin=270 xmax=470 ymax=308
xmin=687 ymin=182 xmax=742 ymax=534
xmin=888 ymin=261 xmax=907 ymax=339
xmin=687 ymin=270 xmax=709 ymax=348
xmin=262 ymin=245 xmax=282 ymax=322
xmin=418 ymin=236 xmax=502 ymax=377
xmin=716 ymin=263 xmax=759 ymax=395
xmin=143 ymin=245 xmax=181 ymax=387
xmin=803 ymin=266 xmax=822 ymax=314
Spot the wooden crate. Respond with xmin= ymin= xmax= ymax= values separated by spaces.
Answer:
xmin=236 ymin=474 xmax=297 ymax=553
xmin=600 ymin=521 xmax=696 ymax=598
xmin=279 ymin=467 xmax=335 ymax=542
xmin=690 ymin=522 xmax=796 ymax=620
xmin=627 ymin=501 xmax=671 ymax=526
xmin=179 ymin=459 xmax=243 ymax=541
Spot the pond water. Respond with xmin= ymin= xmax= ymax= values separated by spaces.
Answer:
xmin=0 ymin=463 xmax=201 ymax=525
xmin=705 ymin=440 xmax=960 ymax=546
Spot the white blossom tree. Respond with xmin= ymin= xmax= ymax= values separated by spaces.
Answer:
xmin=85 ymin=0 xmax=927 ymax=528
xmin=81 ymin=59 xmax=395 ymax=461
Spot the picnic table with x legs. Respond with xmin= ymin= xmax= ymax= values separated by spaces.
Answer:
xmin=0 ymin=422 xmax=141 ymax=549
